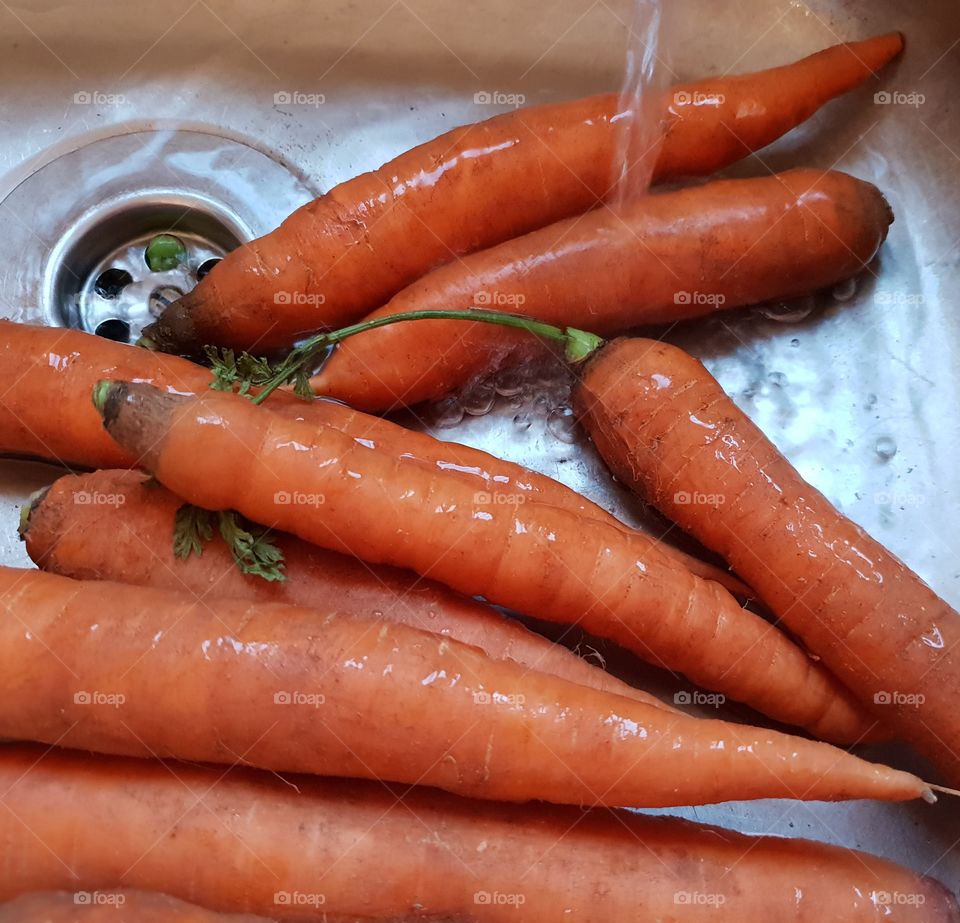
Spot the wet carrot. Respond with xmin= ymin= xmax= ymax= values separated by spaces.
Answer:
xmin=0 ymin=321 xmax=743 ymax=593
xmin=0 ymin=566 xmax=923 ymax=805
xmin=0 ymin=890 xmax=274 ymax=922
xmin=574 ymin=337 xmax=960 ymax=783
xmin=21 ymin=468 xmax=673 ymax=711
xmin=0 ymin=321 xmax=212 ymax=470
xmin=94 ymin=382 xmax=883 ymax=743
xmin=1 ymin=745 xmax=953 ymax=921
xmin=313 ymin=169 xmax=892 ymax=411
xmin=144 ymin=34 xmax=904 ymax=354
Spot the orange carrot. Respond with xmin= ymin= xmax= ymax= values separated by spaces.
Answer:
xmin=144 ymin=34 xmax=904 ymax=354
xmin=21 ymin=468 xmax=673 ymax=711
xmin=0 ymin=565 xmax=922 ymax=805
xmin=94 ymin=381 xmax=884 ymax=743
xmin=0 ymin=321 xmax=743 ymax=593
xmin=0 ymin=891 xmax=274 ymax=921
xmin=1 ymin=745 xmax=953 ymax=921
xmin=313 ymin=169 xmax=892 ymax=411
xmin=0 ymin=321 xmax=212 ymax=469
xmin=574 ymin=337 xmax=960 ymax=783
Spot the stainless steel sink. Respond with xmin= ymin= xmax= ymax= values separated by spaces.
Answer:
xmin=0 ymin=0 xmax=957 ymax=896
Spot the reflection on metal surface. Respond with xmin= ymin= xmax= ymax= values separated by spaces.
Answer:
xmin=0 ymin=0 xmax=957 ymax=893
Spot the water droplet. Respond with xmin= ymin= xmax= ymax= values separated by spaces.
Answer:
xmin=546 ymin=406 xmax=578 ymax=444
xmin=875 ymin=436 xmax=897 ymax=460
xmin=832 ymin=277 xmax=858 ymax=302
xmin=767 ymin=371 xmax=787 ymax=388
xmin=761 ymin=295 xmax=814 ymax=323
xmin=790 ymin=338 xmax=800 ymax=348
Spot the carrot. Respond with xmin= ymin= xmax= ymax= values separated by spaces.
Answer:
xmin=93 ymin=381 xmax=885 ymax=744
xmin=1 ymin=745 xmax=954 ymax=922
xmin=573 ymin=337 xmax=960 ymax=784
xmin=143 ymin=33 xmax=904 ymax=354
xmin=0 ymin=564 xmax=927 ymax=805
xmin=21 ymin=468 xmax=674 ymax=711
xmin=0 ymin=891 xmax=274 ymax=922
xmin=313 ymin=168 xmax=892 ymax=411
xmin=300 ymin=398 xmax=750 ymax=595
xmin=0 ymin=321 xmax=743 ymax=593
xmin=0 ymin=321 xmax=213 ymax=469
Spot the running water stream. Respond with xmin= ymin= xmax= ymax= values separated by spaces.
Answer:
xmin=609 ymin=0 xmax=669 ymax=209
xmin=444 ymin=0 xmax=670 ymax=429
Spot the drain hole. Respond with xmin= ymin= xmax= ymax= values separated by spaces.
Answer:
xmin=95 ymin=318 xmax=131 ymax=342
xmin=149 ymin=286 xmax=183 ymax=317
xmin=94 ymin=268 xmax=133 ymax=299
xmin=197 ymin=258 xmax=221 ymax=280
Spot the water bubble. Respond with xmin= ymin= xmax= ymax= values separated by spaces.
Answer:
xmin=790 ymin=338 xmax=800 ymax=348
xmin=546 ymin=406 xmax=578 ymax=444
xmin=767 ymin=371 xmax=787 ymax=388
xmin=494 ymin=367 xmax=525 ymax=397
xmin=832 ymin=277 xmax=858 ymax=302
xmin=462 ymin=380 xmax=496 ymax=417
xmin=431 ymin=396 xmax=464 ymax=428
xmin=512 ymin=413 xmax=532 ymax=432
xmin=875 ymin=436 xmax=897 ymax=460
xmin=761 ymin=295 xmax=815 ymax=323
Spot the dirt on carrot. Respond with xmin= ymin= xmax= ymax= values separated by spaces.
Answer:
xmin=312 ymin=168 xmax=892 ymax=411
xmin=143 ymin=34 xmax=903 ymax=354
xmin=0 ymin=744 xmax=953 ymax=921
xmin=94 ymin=381 xmax=884 ymax=744
xmin=574 ymin=336 xmax=960 ymax=784
xmin=22 ymin=468 xmax=675 ymax=711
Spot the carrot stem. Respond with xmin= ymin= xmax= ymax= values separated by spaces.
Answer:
xmin=238 ymin=309 xmax=604 ymax=406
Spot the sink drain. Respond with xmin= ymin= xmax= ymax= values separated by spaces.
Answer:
xmin=45 ymin=193 xmax=244 ymax=341
xmin=0 ymin=130 xmax=317 ymax=343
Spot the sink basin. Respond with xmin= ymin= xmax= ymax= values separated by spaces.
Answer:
xmin=1 ymin=0 xmax=957 ymax=895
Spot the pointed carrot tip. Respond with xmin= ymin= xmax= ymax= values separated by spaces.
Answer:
xmin=879 ymin=30 xmax=905 ymax=61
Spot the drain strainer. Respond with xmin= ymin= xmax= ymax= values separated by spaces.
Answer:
xmin=0 ymin=130 xmax=318 ymax=342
